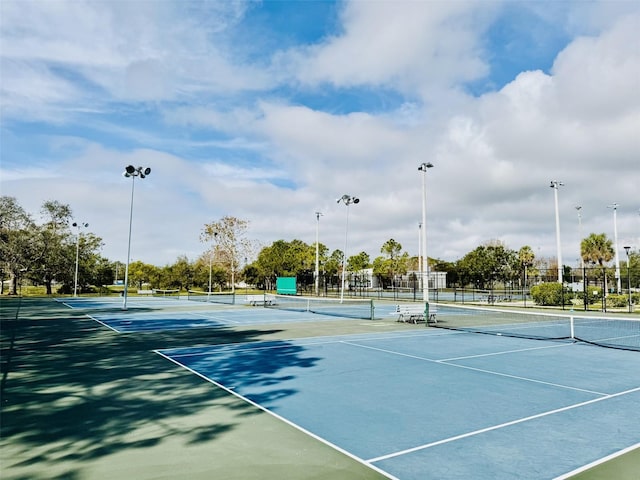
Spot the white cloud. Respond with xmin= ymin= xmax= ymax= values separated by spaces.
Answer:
xmin=0 ymin=0 xmax=272 ymax=120
xmin=551 ymin=13 xmax=640 ymax=121
xmin=286 ymin=1 xmax=494 ymax=97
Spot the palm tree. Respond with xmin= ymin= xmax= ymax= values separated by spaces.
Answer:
xmin=581 ymin=233 xmax=614 ymax=310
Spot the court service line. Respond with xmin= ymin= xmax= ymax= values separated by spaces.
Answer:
xmin=367 ymin=386 xmax=640 ymax=464
xmin=438 ymin=342 xmax=572 ymax=362
xmin=341 ymin=341 xmax=609 ymax=396
xmin=186 ymin=311 xmax=241 ymax=323
xmin=436 ymin=360 xmax=608 ymax=396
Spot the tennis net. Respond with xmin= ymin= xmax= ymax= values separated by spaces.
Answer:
xmin=432 ymin=303 xmax=640 ymax=351
xmin=265 ymin=294 xmax=374 ymax=320
xmin=187 ymin=290 xmax=236 ymax=305
xmin=152 ymin=289 xmax=180 ymax=299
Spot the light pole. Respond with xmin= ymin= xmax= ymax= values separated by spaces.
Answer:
xmin=72 ymin=221 xmax=89 ymax=297
xmin=208 ymin=232 xmax=218 ymax=299
xmin=608 ymin=203 xmax=621 ymax=293
xmin=550 ymin=181 xmax=564 ymax=284
xmin=418 ymin=222 xmax=422 ymax=294
xmin=337 ymin=195 xmax=359 ymax=303
xmin=624 ymin=246 xmax=632 ymax=313
xmin=314 ymin=211 xmax=323 ymax=296
xmin=122 ymin=165 xmax=151 ymax=310
xmin=419 ymin=162 xmax=434 ymax=302
xmin=576 ymin=205 xmax=586 ymax=310
xmin=575 ymin=206 xmax=584 ymax=269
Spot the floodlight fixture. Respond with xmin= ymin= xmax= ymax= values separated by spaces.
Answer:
xmin=418 ymin=162 xmax=434 ymax=172
xmin=337 ymin=194 xmax=359 ymax=206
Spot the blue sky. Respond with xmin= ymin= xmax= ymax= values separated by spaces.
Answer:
xmin=1 ymin=0 xmax=639 ymax=266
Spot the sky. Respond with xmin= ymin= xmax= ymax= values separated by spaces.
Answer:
xmin=1 ymin=0 xmax=639 ymax=268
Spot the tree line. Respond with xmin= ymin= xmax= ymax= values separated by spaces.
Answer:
xmin=1 ymin=196 xmax=638 ymax=296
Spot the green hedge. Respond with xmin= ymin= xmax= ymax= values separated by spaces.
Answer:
xmin=530 ymin=282 xmax=570 ymax=306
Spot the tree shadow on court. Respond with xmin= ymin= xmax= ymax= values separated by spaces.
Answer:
xmin=168 ymin=339 xmax=322 ymax=413
xmin=0 ymin=298 xmax=323 ymax=479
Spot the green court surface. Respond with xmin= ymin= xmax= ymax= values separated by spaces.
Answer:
xmin=566 ymin=446 xmax=640 ymax=480
xmin=1 ymin=297 xmax=638 ymax=480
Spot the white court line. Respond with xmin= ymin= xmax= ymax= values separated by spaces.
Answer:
xmin=553 ymin=442 xmax=640 ymax=479
xmin=439 ymin=342 xmax=571 ymax=362
xmin=341 ymin=340 xmax=608 ymax=395
xmin=185 ymin=311 xmax=241 ymax=324
xmin=367 ymin=386 xmax=640 ymax=463
xmin=85 ymin=314 xmax=120 ymax=332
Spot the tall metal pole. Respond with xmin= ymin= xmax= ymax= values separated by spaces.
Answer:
xmin=609 ymin=203 xmax=621 ymax=293
xmin=418 ymin=222 xmax=422 ymax=293
xmin=122 ymin=165 xmax=151 ymax=310
xmin=550 ymin=181 xmax=564 ymax=284
xmin=419 ymin=163 xmax=433 ymax=302
xmin=314 ymin=212 xmax=323 ymax=296
xmin=74 ymin=232 xmax=80 ymax=297
xmin=576 ymin=206 xmax=583 ymax=270
xmin=338 ymin=195 xmax=359 ymax=303
xmin=576 ymin=205 xmax=585 ymax=309
xmin=341 ymin=204 xmax=350 ymax=303
xmin=624 ymin=246 xmax=632 ymax=313
xmin=208 ymin=248 xmax=213 ymax=298
xmin=72 ymin=222 xmax=88 ymax=297
xmin=123 ymin=175 xmax=136 ymax=310
xmin=208 ymin=231 xmax=218 ymax=299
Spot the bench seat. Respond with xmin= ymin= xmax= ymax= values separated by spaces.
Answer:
xmin=394 ymin=304 xmax=437 ymax=324
xmin=245 ymin=294 xmax=276 ymax=306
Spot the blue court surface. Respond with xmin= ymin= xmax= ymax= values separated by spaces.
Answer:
xmin=157 ymin=330 xmax=640 ymax=480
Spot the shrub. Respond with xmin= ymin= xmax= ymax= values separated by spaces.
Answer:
xmin=575 ymin=286 xmax=603 ymax=305
xmin=606 ymin=293 xmax=629 ymax=308
xmin=530 ymin=282 xmax=570 ymax=306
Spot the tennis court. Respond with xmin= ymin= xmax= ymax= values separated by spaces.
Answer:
xmin=3 ymin=296 xmax=639 ymax=480
xmin=157 ymin=328 xmax=640 ymax=480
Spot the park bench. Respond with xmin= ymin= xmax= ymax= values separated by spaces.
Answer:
xmin=137 ymin=290 xmax=153 ymax=295
xmin=245 ymin=294 xmax=277 ymax=306
xmin=394 ymin=304 xmax=438 ymax=324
